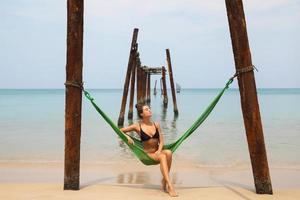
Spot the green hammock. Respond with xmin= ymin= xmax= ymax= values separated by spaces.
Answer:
xmin=83 ymin=77 xmax=234 ymax=165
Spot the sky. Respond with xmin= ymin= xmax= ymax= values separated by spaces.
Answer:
xmin=1 ymin=0 xmax=299 ymax=89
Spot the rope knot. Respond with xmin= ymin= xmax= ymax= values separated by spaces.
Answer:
xmin=235 ymin=65 xmax=258 ymax=77
xmin=64 ymin=81 xmax=84 ymax=90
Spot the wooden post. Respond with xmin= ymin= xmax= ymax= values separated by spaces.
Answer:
xmin=136 ymin=65 xmax=143 ymax=104
xmin=161 ymin=66 xmax=168 ymax=107
xmin=154 ymin=80 xmax=157 ymax=96
xmin=160 ymin=78 xmax=163 ymax=96
xmin=64 ymin=0 xmax=84 ymax=190
xmin=142 ymin=69 xmax=147 ymax=103
xmin=128 ymin=53 xmax=137 ymax=119
xmin=225 ymin=0 xmax=273 ymax=194
xmin=146 ymin=72 xmax=151 ymax=103
xmin=117 ymin=28 xmax=139 ymax=126
xmin=166 ymin=49 xmax=179 ymax=115
xmin=144 ymin=70 xmax=148 ymax=103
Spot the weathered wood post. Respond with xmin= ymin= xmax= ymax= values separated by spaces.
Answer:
xmin=118 ymin=28 xmax=139 ymax=126
xmin=136 ymin=65 xmax=143 ymax=104
xmin=64 ymin=0 xmax=84 ymax=190
xmin=160 ymin=78 xmax=163 ymax=96
xmin=166 ymin=49 xmax=179 ymax=115
xmin=141 ymin=68 xmax=147 ymax=103
xmin=128 ymin=52 xmax=137 ymax=119
xmin=146 ymin=72 xmax=151 ymax=103
xmin=154 ymin=80 xmax=157 ymax=95
xmin=144 ymin=69 xmax=148 ymax=102
xmin=225 ymin=0 xmax=273 ymax=194
xmin=161 ymin=66 xmax=168 ymax=107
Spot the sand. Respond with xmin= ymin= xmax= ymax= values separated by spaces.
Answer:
xmin=1 ymin=183 xmax=300 ymax=200
xmin=1 ymin=161 xmax=300 ymax=200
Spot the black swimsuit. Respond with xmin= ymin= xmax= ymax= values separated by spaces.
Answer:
xmin=140 ymin=123 xmax=159 ymax=142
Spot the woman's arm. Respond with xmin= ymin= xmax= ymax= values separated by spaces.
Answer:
xmin=120 ymin=124 xmax=139 ymax=145
xmin=120 ymin=123 xmax=139 ymax=133
xmin=156 ymin=122 xmax=164 ymax=154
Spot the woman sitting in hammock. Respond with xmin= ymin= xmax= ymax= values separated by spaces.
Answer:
xmin=120 ymin=103 xmax=178 ymax=197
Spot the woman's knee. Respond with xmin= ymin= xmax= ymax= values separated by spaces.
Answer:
xmin=158 ymin=153 xmax=167 ymax=161
xmin=163 ymin=150 xmax=172 ymax=158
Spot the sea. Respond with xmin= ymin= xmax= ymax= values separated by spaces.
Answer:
xmin=0 ymin=88 xmax=299 ymax=168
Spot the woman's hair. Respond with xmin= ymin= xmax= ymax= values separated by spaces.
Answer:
xmin=135 ymin=102 xmax=146 ymax=118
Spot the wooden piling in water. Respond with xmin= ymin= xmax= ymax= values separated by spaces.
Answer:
xmin=161 ymin=66 xmax=168 ymax=107
xmin=160 ymin=78 xmax=163 ymax=96
xmin=136 ymin=65 xmax=143 ymax=104
xmin=142 ymin=68 xmax=147 ymax=103
xmin=117 ymin=28 xmax=139 ymax=126
xmin=64 ymin=0 xmax=84 ymax=190
xmin=225 ymin=0 xmax=273 ymax=194
xmin=146 ymin=72 xmax=151 ymax=103
xmin=154 ymin=80 xmax=157 ymax=95
xmin=128 ymin=52 xmax=137 ymax=119
xmin=166 ymin=49 xmax=178 ymax=115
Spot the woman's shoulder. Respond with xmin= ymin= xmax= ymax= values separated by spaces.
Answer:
xmin=134 ymin=122 xmax=141 ymax=127
xmin=132 ymin=123 xmax=141 ymax=132
xmin=125 ymin=123 xmax=139 ymax=130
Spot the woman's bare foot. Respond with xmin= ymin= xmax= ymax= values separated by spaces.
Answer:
xmin=161 ymin=178 xmax=167 ymax=192
xmin=166 ymin=182 xmax=178 ymax=197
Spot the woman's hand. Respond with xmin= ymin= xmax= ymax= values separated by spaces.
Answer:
xmin=155 ymin=149 xmax=161 ymax=155
xmin=127 ymin=136 xmax=134 ymax=145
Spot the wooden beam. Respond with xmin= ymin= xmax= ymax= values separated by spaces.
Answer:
xmin=160 ymin=78 xmax=163 ymax=96
xmin=141 ymin=69 xmax=147 ymax=103
xmin=128 ymin=54 xmax=137 ymax=119
xmin=146 ymin=72 xmax=151 ymax=103
xmin=136 ymin=65 xmax=143 ymax=104
xmin=161 ymin=66 xmax=168 ymax=107
xmin=225 ymin=0 xmax=273 ymax=194
xmin=144 ymin=67 xmax=163 ymax=74
xmin=64 ymin=0 xmax=84 ymax=190
xmin=117 ymin=28 xmax=139 ymax=126
xmin=154 ymin=80 xmax=157 ymax=96
xmin=166 ymin=49 xmax=179 ymax=115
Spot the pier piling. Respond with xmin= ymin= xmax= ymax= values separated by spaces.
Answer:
xmin=64 ymin=0 xmax=84 ymax=190
xmin=161 ymin=66 xmax=168 ymax=107
xmin=166 ymin=49 xmax=179 ymax=115
xmin=117 ymin=28 xmax=138 ymax=126
xmin=225 ymin=0 xmax=273 ymax=194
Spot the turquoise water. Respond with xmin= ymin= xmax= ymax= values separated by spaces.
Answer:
xmin=0 ymin=88 xmax=299 ymax=168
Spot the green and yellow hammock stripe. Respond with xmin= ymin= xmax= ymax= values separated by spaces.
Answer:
xmin=83 ymin=77 xmax=234 ymax=165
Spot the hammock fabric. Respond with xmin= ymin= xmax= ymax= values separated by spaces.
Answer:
xmin=83 ymin=77 xmax=234 ymax=165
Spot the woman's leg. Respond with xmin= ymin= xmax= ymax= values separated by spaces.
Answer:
xmin=148 ymin=153 xmax=177 ymax=197
xmin=161 ymin=149 xmax=172 ymax=172
xmin=160 ymin=150 xmax=173 ymax=190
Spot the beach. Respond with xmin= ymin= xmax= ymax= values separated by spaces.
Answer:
xmin=2 ymin=0 xmax=300 ymax=198
xmin=1 ymin=161 xmax=300 ymax=199
xmin=1 ymin=88 xmax=299 ymax=199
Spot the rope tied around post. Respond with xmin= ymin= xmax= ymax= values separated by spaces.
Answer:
xmin=64 ymin=81 xmax=84 ymax=90
xmin=64 ymin=81 xmax=94 ymax=101
xmin=230 ymin=65 xmax=258 ymax=81
xmin=235 ymin=65 xmax=258 ymax=77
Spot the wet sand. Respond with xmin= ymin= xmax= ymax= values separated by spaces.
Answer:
xmin=0 ymin=161 xmax=300 ymax=199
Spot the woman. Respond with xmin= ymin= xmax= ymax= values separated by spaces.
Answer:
xmin=120 ymin=103 xmax=178 ymax=197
